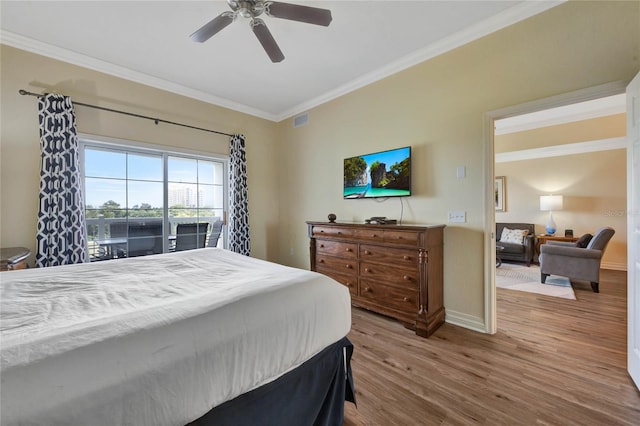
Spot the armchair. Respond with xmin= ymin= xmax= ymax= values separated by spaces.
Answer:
xmin=539 ymin=227 xmax=615 ymax=293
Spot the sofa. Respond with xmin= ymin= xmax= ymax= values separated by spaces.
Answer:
xmin=496 ymin=223 xmax=535 ymax=267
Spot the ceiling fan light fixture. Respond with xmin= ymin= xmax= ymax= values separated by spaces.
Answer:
xmin=251 ymin=18 xmax=285 ymax=63
xmin=192 ymin=0 xmax=331 ymax=62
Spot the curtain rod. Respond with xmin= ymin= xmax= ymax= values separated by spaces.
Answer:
xmin=18 ymin=89 xmax=233 ymax=137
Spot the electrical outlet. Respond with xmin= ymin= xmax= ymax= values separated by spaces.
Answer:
xmin=448 ymin=211 xmax=466 ymax=223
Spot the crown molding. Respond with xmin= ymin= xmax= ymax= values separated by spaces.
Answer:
xmin=276 ymin=1 xmax=565 ymax=121
xmin=1 ymin=30 xmax=279 ymax=122
xmin=495 ymin=137 xmax=627 ymax=163
xmin=495 ymin=93 xmax=626 ymax=135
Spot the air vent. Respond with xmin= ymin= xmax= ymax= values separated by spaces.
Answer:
xmin=293 ymin=112 xmax=309 ymax=128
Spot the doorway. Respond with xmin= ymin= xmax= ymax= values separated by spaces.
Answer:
xmin=483 ymin=81 xmax=628 ymax=334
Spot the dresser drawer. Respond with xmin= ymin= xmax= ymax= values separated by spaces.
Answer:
xmin=318 ymin=271 xmax=357 ymax=296
xmin=312 ymin=226 xmax=353 ymax=239
xmin=316 ymin=254 xmax=357 ymax=276
xmin=360 ymin=261 xmax=418 ymax=288
xmin=360 ymin=245 xmax=417 ymax=267
xmin=354 ymin=228 xmax=385 ymax=242
xmin=316 ymin=240 xmax=357 ymax=258
xmin=383 ymin=230 xmax=420 ymax=246
xmin=359 ymin=279 xmax=418 ymax=311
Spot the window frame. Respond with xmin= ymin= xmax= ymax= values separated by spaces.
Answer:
xmin=78 ymin=133 xmax=229 ymax=258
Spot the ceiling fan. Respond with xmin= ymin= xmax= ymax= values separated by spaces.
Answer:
xmin=190 ymin=0 xmax=332 ymax=63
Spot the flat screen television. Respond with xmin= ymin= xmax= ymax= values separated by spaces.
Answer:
xmin=343 ymin=146 xmax=411 ymax=199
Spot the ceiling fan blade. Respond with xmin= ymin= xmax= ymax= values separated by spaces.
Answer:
xmin=265 ymin=1 xmax=332 ymax=26
xmin=251 ymin=18 xmax=285 ymax=63
xmin=190 ymin=12 xmax=235 ymax=43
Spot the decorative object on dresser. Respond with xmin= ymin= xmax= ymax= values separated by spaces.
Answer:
xmin=328 ymin=213 xmax=337 ymax=223
xmin=495 ymin=223 xmax=535 ymax=266
xmin=0 ymin=247 xmax=31 ymax=271
xmin=307 ymin=221 xmax=445 ymax=338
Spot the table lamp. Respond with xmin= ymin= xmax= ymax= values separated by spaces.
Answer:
xmin=539 ymin=194 xmax=563 ymax=235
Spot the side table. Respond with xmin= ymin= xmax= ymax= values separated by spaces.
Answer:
xmin=0 ymin=247 xmax=31 ymax=271
xmin=535 ymin=235 xmax=579 ymax=257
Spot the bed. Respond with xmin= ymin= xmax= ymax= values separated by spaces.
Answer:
xmin=0 ymin=248 xmax=355 ymax=425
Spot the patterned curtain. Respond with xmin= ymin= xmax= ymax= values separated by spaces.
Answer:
xmin=228 ymin=134 xmax=250 ymax=255
xmin=35 ymin=94 xmax=88 ymax=267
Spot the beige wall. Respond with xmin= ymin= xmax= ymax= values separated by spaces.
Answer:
xmin=0 ymin=45 xmax=281 ymax=262
xmin=1 ymin=1 xmax=639 ymax=331
xmin=274 ymin=1 xmax=640 ymax=328
xmin=495 ymin=114 xmax=627 ymax=269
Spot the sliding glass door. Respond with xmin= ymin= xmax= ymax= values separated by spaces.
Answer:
xmin=81 ymin=139 xmax=227 ymax=261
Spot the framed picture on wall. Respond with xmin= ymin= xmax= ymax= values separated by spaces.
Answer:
xmin=495 ymin=176 xmax=506 ymax=212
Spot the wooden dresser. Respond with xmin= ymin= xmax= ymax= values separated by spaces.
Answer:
xmin=307 ymin=221 xmax=445 ymax=338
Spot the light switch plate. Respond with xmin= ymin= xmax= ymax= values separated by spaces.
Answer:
xmin=448 ymin=211 xmax=466 ymax=223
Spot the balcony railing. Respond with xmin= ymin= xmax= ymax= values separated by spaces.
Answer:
xmin=86 ymin=215 xmax=222 ymax=261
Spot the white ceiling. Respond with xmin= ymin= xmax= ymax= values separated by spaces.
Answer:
xmin=1 ymin=1 xmax=563 ymax=122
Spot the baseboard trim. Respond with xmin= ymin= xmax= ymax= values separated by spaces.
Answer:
xmin=445 ymin=310 xmax=487 ymax=334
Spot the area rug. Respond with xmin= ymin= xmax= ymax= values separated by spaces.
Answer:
xmin=496 ymin=263 xmax=576 ymax=300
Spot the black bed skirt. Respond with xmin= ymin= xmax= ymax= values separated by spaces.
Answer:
xmin=188 ymin=337 xmax=356 ymax=426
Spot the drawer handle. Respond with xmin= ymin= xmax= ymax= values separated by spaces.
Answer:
xmin=364 ymin=287 xmax=371 ymax=292
xmin=403 ymin=296 xmax=410 ymax=302
xmin=403 ymin=275 xmax=411 ymax=281
xmin=364 ymin=267 xmax=371 ymax=273
xmin=346 ymin=264 xmax=352 ymax=269
xmin=403 ymin=255 xmax=411 ymax=260
xmin=364 ymin=250 xmax=370 ymax=255
xmin=345 ymin=248 xmax=352 ymax=252
xmin=319 ymin=259 xmax=325 ymax=263
xmin=346 ymin=282 xmax=352 ymax=287
xmin=320 ymin=244 xmax=325 ymax=248
xmin=372 ymin=234 xmax=379 ymax=238
xmin=337 ymin=231 xmax=342 ymax=235
xmin=320 ymin=230 xmax=324 ymax=233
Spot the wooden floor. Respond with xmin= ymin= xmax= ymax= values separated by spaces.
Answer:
xmin=343 ymin=269 xmax=640 ymax=425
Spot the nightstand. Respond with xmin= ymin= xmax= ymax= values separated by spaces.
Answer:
xmin=0 ymin=247 xmax=31 ymax=271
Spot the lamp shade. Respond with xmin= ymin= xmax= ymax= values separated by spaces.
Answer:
xmin=540 ymin=195 xmax=563 ymax=211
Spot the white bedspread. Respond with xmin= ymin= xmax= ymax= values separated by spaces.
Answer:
xmin=0 ymin=248 xmax=351 ymax=425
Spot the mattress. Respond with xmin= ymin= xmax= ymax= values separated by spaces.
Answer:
xmin=0 ymin=248 xmax=352 ymax=425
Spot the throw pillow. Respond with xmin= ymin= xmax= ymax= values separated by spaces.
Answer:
xmin=576 ymin=233 xmax=593 ymax=248
xmin=500 ymin=228 xmax=529 ymax=245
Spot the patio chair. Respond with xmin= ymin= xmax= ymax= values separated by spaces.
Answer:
xmin=127 ymin=220 xmax=163 ymax=257
xmin=207 ymin=220 xmax=224 ymax=248
xmin=175 ymin=222 xmax=208 ymax=251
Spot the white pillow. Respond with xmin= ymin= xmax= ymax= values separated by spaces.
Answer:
xmin=500 ymin=228 xmax=529 ymax=245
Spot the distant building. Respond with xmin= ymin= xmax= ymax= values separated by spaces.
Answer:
xmin=168 ymin=186 xmax=203 ymax=208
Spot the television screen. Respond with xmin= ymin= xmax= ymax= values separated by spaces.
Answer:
xmin=343 ymin=146 xmax=411 ymax=199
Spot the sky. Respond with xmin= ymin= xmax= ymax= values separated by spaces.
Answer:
xmin=83 ymin=148 xmax=223 ymax=208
